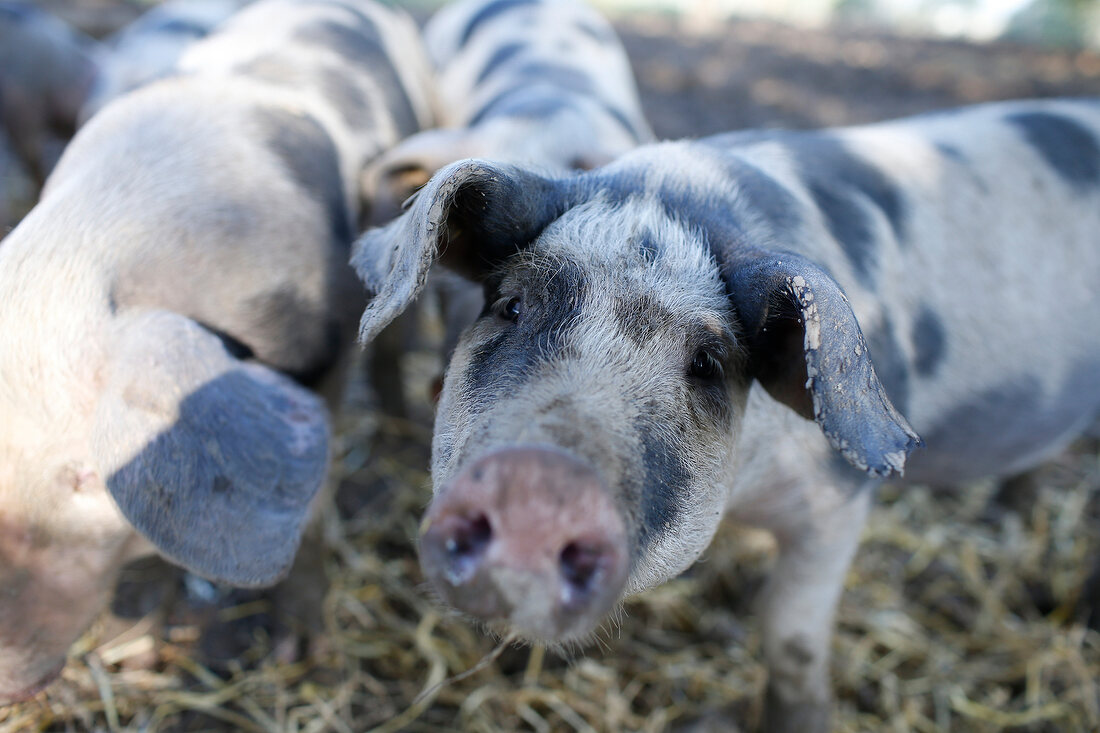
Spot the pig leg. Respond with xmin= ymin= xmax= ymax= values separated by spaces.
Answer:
xmin=752 ymin=481 xmax=872 ymax=733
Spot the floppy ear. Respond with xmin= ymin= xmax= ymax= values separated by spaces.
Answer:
xmin=92 ymin=311 xmax=330 ymax=587
xmin=351 ymin=158 xmax=570 ymax=344
xmin=722 ymin=250 xmax=921 ymax=477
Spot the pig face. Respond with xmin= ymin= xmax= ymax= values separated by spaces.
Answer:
xmin=352 ymin=153 xmax=918 ymax=644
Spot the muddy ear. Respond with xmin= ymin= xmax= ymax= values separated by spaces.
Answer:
xmin=351 ymin=158 xmax=570 ymax=344
xmin=723 ymin=251 xmax=921 ymax=477
xmin=92 ymin=311 xmax=330 ymax=587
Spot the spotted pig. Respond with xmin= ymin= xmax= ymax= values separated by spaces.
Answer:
xmin=364 ymin=0 xmax=654 ymax=409
xmin=352 ymin=98 xmax=1100 ymax=732
xmin=365 ymin=0 xmax=654 ymax=218
xmin=0 ymin=0 xmax=433 ymax=704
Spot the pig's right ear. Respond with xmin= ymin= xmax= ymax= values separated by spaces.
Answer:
xmin=91 ymin=311 xmax=330 ymax=587
xmin=352 ymin=158 xmax=570 ymax=344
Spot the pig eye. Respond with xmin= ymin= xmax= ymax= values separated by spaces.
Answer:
xmin=689 ymin=348 xmax=722 ymax=381
xmin=495 ymin=295 xmax=523 ymax=323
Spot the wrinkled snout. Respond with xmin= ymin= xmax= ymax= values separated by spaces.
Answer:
xmin=420 ymin=447 xmax=628 ymax=642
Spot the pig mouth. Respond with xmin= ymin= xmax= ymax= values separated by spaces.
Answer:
xmin=0 ymin=659 xmax=65 ymax=705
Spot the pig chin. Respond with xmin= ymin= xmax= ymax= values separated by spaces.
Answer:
xmin=420 ymin=444 xmax=631 ymax=644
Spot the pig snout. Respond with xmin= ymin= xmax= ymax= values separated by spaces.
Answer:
xmin=420 ymin=447 xmax=628 ymax=642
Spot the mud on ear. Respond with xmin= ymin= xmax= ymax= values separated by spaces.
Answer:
xmin=722 ymin=251 xmax=921 ymax=477
xmin=92 ymin=311 xmax=330 ymax=587
xmin=351 ymin=158 xmax=571 ymax=344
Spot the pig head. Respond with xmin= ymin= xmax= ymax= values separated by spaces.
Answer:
xmin=0 ymin=310 xmax=328 ymax=702
xmin=353 ymin=158 xmax=918 ymax=641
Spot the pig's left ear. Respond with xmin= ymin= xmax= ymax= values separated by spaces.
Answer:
xmin=722 ymin=251 xmax=921 ymax=477
xmin=92 ymin=311 xmax=329 ymax=587
xmin=352 ymin=158 xmax=571 ymax=344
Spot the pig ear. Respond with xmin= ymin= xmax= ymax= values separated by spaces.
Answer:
xmin=92 ymin=311 xmax=330 ymax=587
xmin=723 ymin=251 xmax=921 ymax=477
xmin=352 ymin=158 xmax=570 ymax=344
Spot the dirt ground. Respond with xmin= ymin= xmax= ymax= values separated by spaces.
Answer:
xmin=3 ymin=5 xmax=1100 ymax=733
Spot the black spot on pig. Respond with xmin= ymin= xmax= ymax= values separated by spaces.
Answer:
xmin=634 ymin=426 xmax=687 ymax=553
xmin=316 ymin=66 xmax=370 ymax=128
xmin=463 ymin=259 xmax=586 ymax=411
xmin=459 ymin=0 xmax=541 ymax=47
xmin=911 ymin=305 xmax=947 ymax=377
xmin=253 ymin=107 xmax=347 ymax=246
xmin=294 ymin=20 xmax=420 ymax=136
xmin=253 ymin=107 xmax=351 ymax=247
xmin=719 ymin=154 xmax=805 ymax=243
xmin=512 ymin=61 xmax=594 ymax=95
xmin=476 ymin=41 xmax=526 ymax=84
xmin=911 ymin=359 xmax=1100 ymax=481
xmin=614 ymin=293 xmax=676 ymax=347
xmin=787 ymin=134 xmax=908 ymax=285
xmin=600 ymin=102 xmax=646 ymax=142
xmin=468 ymin=90 xmax=572 ymax=125
xmin=1005 ymin=111 xmax=1100 ymax=189
xmin=806 ymin=181 xmax=878 ymax=287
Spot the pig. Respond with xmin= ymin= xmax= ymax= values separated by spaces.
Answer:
xmin=363 ymin=0 xmax=654 ymax=411
xmin=364 ymin=0 xmax=655 ymax=219
xmin=351 ymin=98 xmax=1100 ymax=732
xmin=0 ymin=0 xmax=434 ymax=705
xmin=79 ymin=0 xmax=250 ymax=123
xmin=0 ymin=2 xmax=102 ymax=184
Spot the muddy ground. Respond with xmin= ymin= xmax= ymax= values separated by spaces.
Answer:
xmin=4 ymin=5 xmax=1100 ymax=732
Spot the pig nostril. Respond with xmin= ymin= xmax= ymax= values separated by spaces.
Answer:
xmin=559 ymin=542 xmax=605 ymax=606
xmin=442 ymin=513 xmax=492 ymax=585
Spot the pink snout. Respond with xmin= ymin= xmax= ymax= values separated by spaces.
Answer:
xmin=420 ymin=447 xmax=629 ymax=642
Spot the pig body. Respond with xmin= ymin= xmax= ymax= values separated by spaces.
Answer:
xmin=0 ymin=0 xmax=433 ymax=704
xmin=353 ymin=98 xmax=1100 ymax=731
xmin=364 ymin=0 xmax=653 ymax=409
xmin=0 ymin=2 xmax=102 ymax=184
xmin=366 ymin=0 xmax=654 ymax=215
xmin=79 ymin=0 xmax=249 ymax=123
